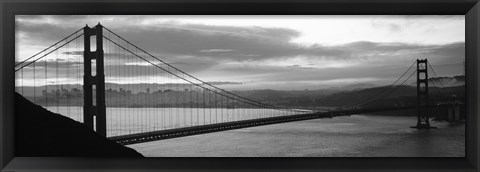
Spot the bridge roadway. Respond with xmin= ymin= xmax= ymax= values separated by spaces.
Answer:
xmin=109 ymin=104 xmax=455 ymax=145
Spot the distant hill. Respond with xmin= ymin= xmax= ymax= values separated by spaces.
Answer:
xmin=15 ymin=75 xmax=465 ymax=109
xmin=328 ymin=83 xmax=377 ymax=91
xmin=16 ymin=75 xmax=463 ymax=97
xmin=15 ymin=82 xmax=242 ymax=97
xmin=428 ymin=75 xmax=465 ymax=87
xmin=315 ymin=85 xmax=465 ymax=108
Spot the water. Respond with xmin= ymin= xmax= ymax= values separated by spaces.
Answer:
xmin=127 ymin=115 xmax=465 ymax=157
xmin=45 ymin=107 xmax=465 ymax=157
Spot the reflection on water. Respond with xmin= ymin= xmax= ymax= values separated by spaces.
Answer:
xmin=127 ymin=115 xmax=465 ymax=157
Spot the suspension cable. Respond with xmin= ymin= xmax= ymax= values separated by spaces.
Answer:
xmin=345 ymin=60 xmax=416 ymax=108
xmin=102 ymin=27 xmax=298 ymax=113
xmin=355 ymin=67 xmax=417 ymax=107
xmin=15 ymin=28 xmax=83 ymax=67
xmin=15 ymin=33 xmax=84 ymax=72
xmin=102 ymin=35 xmax=301 ymax=114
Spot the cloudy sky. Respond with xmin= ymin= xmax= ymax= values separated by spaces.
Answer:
xmin=16 ymin=15 xmax=465 ymax=90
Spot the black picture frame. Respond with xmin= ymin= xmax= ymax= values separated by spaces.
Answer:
xmin=1 ymin=0 xmax=479 ymax=171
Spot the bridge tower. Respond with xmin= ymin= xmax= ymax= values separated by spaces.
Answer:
xmin=83 ymin=23 xmax=106 ymax=137
xmin=413 ymin=59 xmax=432 ymax=129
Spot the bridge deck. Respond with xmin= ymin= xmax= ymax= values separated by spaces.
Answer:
xmin=108 ymin=105 xmax=454 ymax=145
xmin=109 ymin=111 xmax=335 ymax=145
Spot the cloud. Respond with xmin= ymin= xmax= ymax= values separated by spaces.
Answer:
xmin=388 ymin=24 xmax=401 ymax=32
xmin=16 ymin=17 xmax=304 ymax=61
xmin=19 ymin=60 xmax=83 ymax=70
xmin=62 ymin=51 xmax=83 ymax=55
xmin=111 ymin=25 xmax=462 ymax=62
xmin=207 ymin=81 xmax=242 ymax=85
xmin=15 ymin=15 xmax=465 ymax=89
xmin=16 ymin=22 xmax=80 ymax=46
xmin=371 ymin=20 xmax=403 ymax=33
xmin=17 ymin=16 xmax=463 ymax=63
xmin=104 ymin=24 xmax=302 ymax=61
xmin=198 ymin=49 xmax=234 ymax=53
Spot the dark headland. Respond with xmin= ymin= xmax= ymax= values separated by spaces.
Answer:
xmin=15 ymin=92 xmax=143 ymax=157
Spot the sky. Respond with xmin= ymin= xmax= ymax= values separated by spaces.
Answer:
xmin=15 ymin=15 xmax=465 ymax=90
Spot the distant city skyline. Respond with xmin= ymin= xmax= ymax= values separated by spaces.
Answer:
xmin=16 ymin=15 xmax=465 ymax=90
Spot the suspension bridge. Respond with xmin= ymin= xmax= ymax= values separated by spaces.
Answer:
xmin=15 ymin=24 xmax=464 ymax=145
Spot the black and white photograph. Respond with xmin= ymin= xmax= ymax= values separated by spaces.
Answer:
xmin=14 ymin=15 xmax=465 ymax=157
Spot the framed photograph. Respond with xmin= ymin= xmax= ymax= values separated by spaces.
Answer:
xmin=1 ymin=0 xmax=479 ymax=171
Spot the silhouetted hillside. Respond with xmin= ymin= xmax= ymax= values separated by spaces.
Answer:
xmin=15 ymin=92 xmax=143 ymax=157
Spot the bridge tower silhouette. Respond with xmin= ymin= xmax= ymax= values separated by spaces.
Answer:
xmin=83 ymin=24 xmax=106 ymax=136
xmin=414 ymin=59 xmax=432 ymax=129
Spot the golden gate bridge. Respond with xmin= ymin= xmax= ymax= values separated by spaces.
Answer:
xmin=14 ymin=23 xmax=463 ymax=145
